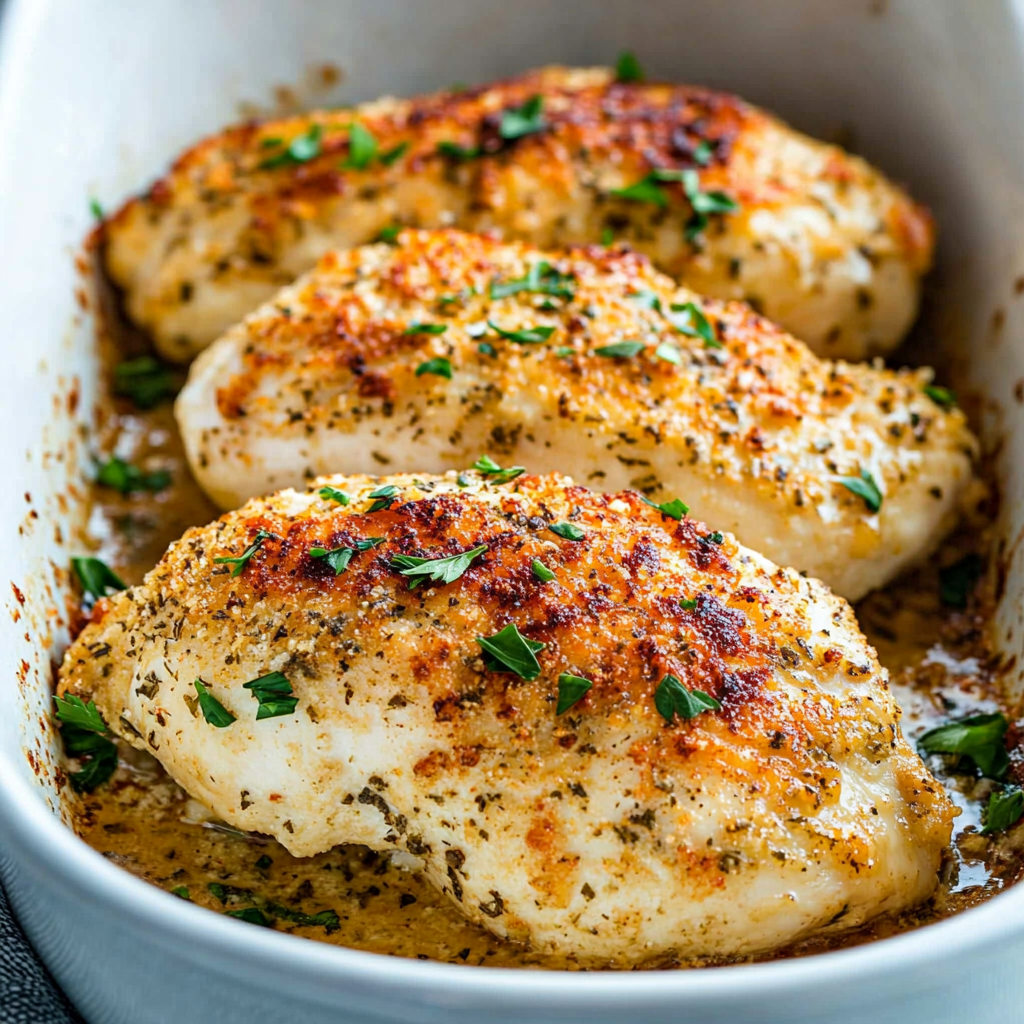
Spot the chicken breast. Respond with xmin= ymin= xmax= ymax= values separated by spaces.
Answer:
xmin=58 ymin=472 xmax=955 ymax=965
xmin=177 ymin=230 xmax=975 ymax=602
xmin=105 ymin=66 xmax=933 ymax=363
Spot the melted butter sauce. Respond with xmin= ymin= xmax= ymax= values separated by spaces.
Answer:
xmin=69 ymin=364 xmax=1021 ymax=970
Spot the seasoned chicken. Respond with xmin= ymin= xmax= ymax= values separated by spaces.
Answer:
xmin=177 ymin=230 xmax=975 ymax=602
xmin=58 ymin=472 xmax=956 ymax=965
xmin=105 ymin=66 xmax=933 ymax=363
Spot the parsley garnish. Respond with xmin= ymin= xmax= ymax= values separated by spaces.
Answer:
xmin=96 ymin=456 xmax=170 ymax=495
xmin=89 ymin=197 xmax=104 ymax=221
xmin=477 ymin=342 xmax=497 ymax=357
xmin=629 ymin=289 xmax=662 ymax=311
xmin=171 ymin=886 xmax=191 ymax=900
xmin=489 ymin=261 xmax=575 ymax=300
xmin=557 ymin=673 xmax=593 ymax=714
xmin=487 ymin=320 xmax=555 ymax=344
xmin=681 ymin=168 xmax=739 ymax=241
xmin=310 ymin=545 xmax=355 ymax=575
xmin=377 ymin=224 xmax=401 ymax=243
xmin=214 ymin=529 xmax=274 ymax=577
xmin=379 ymin=141 xmax=409 ymax=166
xmin=839 ymin=469 xmax=883 ymax=513
xmin=939 ymin=553 xmax=983 ymax=609
xmin=549 ymin=522 xmax=585 ymax=541
xmin=318 ymin=485 xmax=350 ymax=505
xmin=260 ymin=124 xmax=323 ymax=169
xmin=918 ymin=712 xmax=1009 ymax=778
xmin=693 ymin=140 xmax=713 ymax=166
xmin=610 ymin=175 xmax=670 ymax=206
xmin=438 ymin=287 xmax=476 ymax=306
xmin=243 ymin=672 xmax=298 ymax=720
xmin=601 ymin=227 xmax=615 ymax=245
xmin=255 ymin=854 xmax=273 ymax=870
xmin=437 ymin=141 xmax=481 ymax=161
xmin=641 ymin=495 xmax=689 ymax=520
xmin=595 ymin=340 xmax=645 ymax=358
xmin=472 ymin=455 xmax=525 ymax=484
xmin=415 ymin=357 xmax=453 ymax=379
xmin=499 ymin=95 xmax=546 ymax=140
xmin=679 ymin=597 xmax=698 ymax=611
xmin=554 ymin=346 xmax=575 ymax=358
xmin=265 ymin=902 xmax=341 ymax=933
xmin=705 ymin=531 xmax=724 ymax=544
xmin=72 ymin=557 xmax=126 ymax=601
xmin=615 ymin=51 xmax=644 ymax=83
xmin=54 ymin=694 xmax=107 ymax=733
xmin=226 ymin=908 xmax=272 ymax=927
xmin=654 ymin=342 xmax=681 ymax=364
xmin=367 ymin=484 xmax=399 ymax=512
xmin=654 ymin=674 xmax=721 ymax=723
xmin=983 ymin=787 xmax=1024 ymax=834
xmin=403 ymin=322 xmax=447 ymax=336
xmin=531 ymin=559 xmax=555 ymax=582
xmin=390 ymin=545 xmax=487 ymax=588
xmin=193 ymin=678 xmax=236 ymax=728
xmin=113 ymin=356 xmax=177 ymax=409
xmin=924 ymin=384 xmax=957 ymax=410
xmin=54 ymin=694 xmax=117 ymax=792
xmin=668 ymin=302 xmax=719 ymax=347
xmin=342 ymin=122 xmax=378 ymax=169
xmin=476 ymin=623 xmax=546 ymax=679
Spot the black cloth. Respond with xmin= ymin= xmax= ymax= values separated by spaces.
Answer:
xmin=0 ymin=881 xmax=80 ymax=1024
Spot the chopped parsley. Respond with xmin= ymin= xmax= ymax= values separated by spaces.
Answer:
xmin=342 ymin=122 xmax=378 ymax=169
xmin=379 ymin=141 xmax=409 ymax=166
xmin=595 ymin=340 xmax=645 ymax=358
xmin=72 ymin=557 xmax=126 ymax=601
xmin=654 ymin=674 xmax=721 ymax=723
xmin=499 ymin=95 xmax=546 ymax=140
xmin=415 ymin=357 xmax=453 ymax=379
xmin=390 ymin=545 xmax=487 ymax=588
xmin=113 ymin=356 xmax=177 ymax=409
xmin=476 ymin=623 xmax=545 ymax=679
xmin=615 ymin=51 xmax=644 ymax=83
xmin=629 ymin=289 xmax=662 ymax=311
xmin=265 ymin=902 xmax=341 ymax=933
xmin=214 ymin=529 xmax=274 ymax=577
xmin=366 ymin=484 xmax=399 ymax=512
xmin=554 ymin=346 xmax=575 ymax=358
xmin=601 ymin=227 xmax=615 ymax=245
xmin=170 ymin=886 xmax=191 ymax=900
xmin=377 ymin=224 xmax=401 ymax=243
xmin=693 ymin=140 xmax=713 ymax=166
xmin=310 ymin=545 xmax=357 ymax=575
xmin=705 ymin=531 xmax=724 ymax=544
xmin=318 ymin=485 xmax=350 ymax=505
xmin=839 ymin=469 xmax=883 ymax=513
xmin=489 ymin=261 xmax=575 ymax=300
xmin=918 ymin=712 xmax=1009 ymax=779
xmin=89 ymin=197 xmax=104 ymax=221
xmin=193 ymin=678 xmax=236 ymax=728
xmin=403 ymin=322 xmax=447 ymax=335
xmin=437 ymin=140 xmax=481 ymax=161
xmin=610 ymin=174 xmax=670 ymax=206
xmin=679 ymin=597 xmax=698 ymax=611
xmin=668 ymin=302 xmax=719 ymax=347
xmin=259 ymin=124 xmax=323 ymax=169
xmin=549 ymin=522 xmax=585 ymax=541
xmin=531 ymin=559 xmax=555 ymax=582
xmin=54 ymin=693 xmax=107 ymax=733
xmin=438 ymin=287 xmax=476 ymax=306
xmin=95 ymin=456 xmax=170 ymax=495
xmin=243 ymin=672 xmax=298 ymax=720
xmin=255 ymin=854 xmax=273 ymax=870
xmin=53 ymin=694 xmax=117 ymax=792
xmin=939 ymin=553 xmax=983 ymax=609
xmin=557 ymin=673 xmax=593 ymax=714
xmin=654 ymin=342 xmax=681 ymax=364
xmin=477 ymin=341 xmax=497 ymax=357
xmin=924 ymin=384 xmax=957 ymax=409
xmin=681 ymin=167 xmax=739 ymax=241
xmin=487 ymin=320 xmax=555 ymax=344
xmin=641 ymin=495 xmax=690 ymax=520
xmin=226 ymin=908 xmax=272 ymax=927
xmin=983 ymin=786 xmax=1024 ymax=834
xmin=472 ymin=455 xmax=525 ymax=484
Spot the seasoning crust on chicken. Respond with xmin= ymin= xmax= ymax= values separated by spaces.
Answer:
xmin=59 ymin=472 xmax=956 ymax=966
xmin=105 ymin=66 xmax=933 ymax=363
xmin=177 ymin=230 xmax=975 ymax=602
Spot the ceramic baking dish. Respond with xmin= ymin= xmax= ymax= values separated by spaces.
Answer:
xmin=3 ymin=1 xmax=1024 ymax=1021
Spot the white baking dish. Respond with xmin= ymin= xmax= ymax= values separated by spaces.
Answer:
xmin=3 ymin=1 xmax=1024 ymax=1021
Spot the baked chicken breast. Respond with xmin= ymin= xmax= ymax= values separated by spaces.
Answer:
xmin=177 ymin=230 xmax=975 ymax=601
xmin=105 ymin=66 xmax=933 ymax=363
xmin=58 ymin=472 xmax=955 ymax=965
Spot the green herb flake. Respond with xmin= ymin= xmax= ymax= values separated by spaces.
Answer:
xmin=89 ymin=197 xmax=104 ymax=221
xmin=654 ymin=673 xmax=721 ymax=723
xmin=839 ymin=469 xmax=883 ymax=513
xmin=531 ymin=559 xmax=555 ymax=582
xmin=705 ymin=531 xmax=724 ymax=544
xmin=477 ymin=341 xmax=497 ymax=357
xmin=641 ymin=495 xmax=690 ymax=520
xmin=692 ymin=140 xmax=713 ymax=166
xmin=549 ymin=522 xmax=585 ymax=541
xmin=499 ymin=95 xmax=546 ymax=141
xmin=403 ymin=322 xmax=447 ymax=336
xmin=113 ymin=356 xmax=178 ymax=409
xmin=610 ymin=175 xmax=669 ymax=207
xmin=615 ymin=51 xmax=644 ymax=83
xmin=939 ymin=553 xmax=983 ymax=609
xmin=96 ymin=456 xmax=170 ymax=495
xmin=342 ymin=122 xmax=378 ymax=169
xmin=487 ymin=319 xmax=555 ymax=345
xmin=654 ymin=342 xmax=681 ymax=364
xmin=472 ymin=455 xmax=525 ymax=484
xmin=243 ymin=671 xmax=298 ymax=720
xmin=391 ymin=545 xmax=487 ymax=588
xmin=72 ymin=557 xmax=127 ymax=601
xmin=476 ymin=623 xmax=546 ymax=679
xmin=681 ymin=167 xmax=739 ymax=241
xmin=377 ymin=224 xmax=401 ymax=243
xmin=918 ymin=712 xmax=1009 ymax=779
xmin=679 ymin=597 xmax=698 ymax=611
xmin=924 ymin=384 xmax=957 ymax=410
xmin=318 ymin=485 xmax=351 ymax=505
xmin=629 ymin=289 xmax=662 ymax=312
xmin=601 ymin=227 xmax=615 ymax=246
xmin=226 ymin=908 xmax=272 ymax=927
xmin=557 ymin=673 xmax=593 ymax=714
xmin=54 ymin=694 xmax=108 ymax=733
xmin=983 ymin=787 xmax=1024 ymax=834
xmin=437 ymin=140 xmax=481 ymax=161
xmin=367 ymin=484 xmax=400 ymax=512
xmin=668 ymin=302 xmax=720 ymax=347
xmin=415 ymin=357 xmax=453 ymax=379
xmin=265 ymin=901 xmax=341 ymax=934
xmin=193 ymin=678 xmax=236 ymax=728
xmin=489 ymin=261 xmax=575 ymax=301
xmin=379 ymin=141 xmax=409 ymax=166
xmin=595 ymin=340 xmax=645 ymax=359
xmin=54 ymin=695 xmax=117 ymax=792
xmin=170 ymin=886 xmax=191 ymax=900
xmin=259 ymin=124 xmax=323 ymax=169
xmin=310 ymin=545 xmax=356 ymax=575
xmin=214 ymin=529 xmax=274 ymax=577
xmin=255 ymin=854 xmax=273 ymax=870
